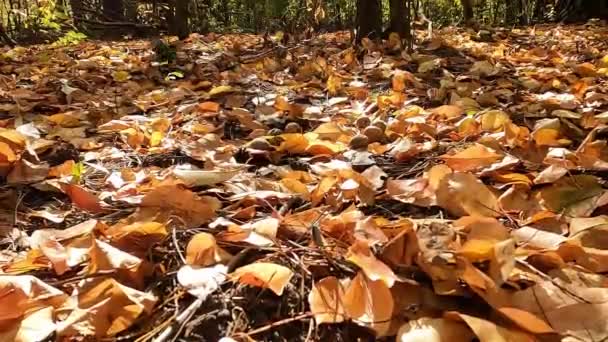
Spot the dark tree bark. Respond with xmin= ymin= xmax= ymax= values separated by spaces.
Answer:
xmin=505 ymin=0 xmax=522 ymax=24
xmin=103 ymin=0 xmax=124 ymax=21
xmin=168 ymin=0 xmax=190 ymax=39
xmin=461 ymin=0 xmax=474 ymax=25
xmin=389 ymin=0 xmax=412 ymax=50
xmin=389 ymin=0 xmax=407 ymax=36
xmin=556 ymin=0 xmax=608 ymax=21
xmin=356 ymin=0 xmax=382 ymax=41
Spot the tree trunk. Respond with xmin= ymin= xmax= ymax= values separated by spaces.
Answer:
xmin=356 ymin=0 xmax=382 ymax=41
xmin=389 ymin=0 xmax=407 ymax=37
xmin=556 ymin=0 xmax=608 ymax=21
xmin=461 ymin=0 xmax=474 ymax=25
xmin=103 ymin=0 xmax=124 ymax=21
xmin=168 ymin=0 xmax=189 ymax=39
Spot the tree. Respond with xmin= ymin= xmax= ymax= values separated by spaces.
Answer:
xmin=461 ymin=0 xmax=474 ymax=25
xmin=103 ymin=0 xmax=124 ymax=21
xmin=168 ymin=0 xmax=190 ymax=39
xmin=389 ymin=0 xmax=412 ymax=50
xmin=356 ymin=0 xmax=382 ymax=41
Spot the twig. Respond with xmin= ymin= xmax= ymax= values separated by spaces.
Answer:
xmin=48 ymin=270 xmax=116 ymax=286
xmin=233 ymin=312 xmax=313 ymax=338
xmin=152 ymin=297 xmax=204 ymax=342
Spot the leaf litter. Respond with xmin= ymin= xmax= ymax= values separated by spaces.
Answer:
xmin=2 ymin=23 xmax=608 ymax=341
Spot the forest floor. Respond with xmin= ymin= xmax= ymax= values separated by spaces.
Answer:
xmin=1 ymin=22 xmax=608 ymax=342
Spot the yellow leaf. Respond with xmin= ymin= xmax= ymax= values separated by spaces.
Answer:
xmin=112 ymin=70 xmax=130 ymax=82
xmin=0 ymin=129 xmax=26 ymax=149
xmin=441 ymin=144 xmax=502 ymax=172
xmin=347 ymin=240 xmax=397 ymax=287
xmin=209 ymin=85 xmax=234 ymax=96
xmin=47 ymin=113 xmax=82 ymax=128
xmin=149 ymin=131 xmax=163 ymax=147
xmin=104 ymin=221 xmax=167 ymax=254
xmin=533 ymin=128 xmax=562 ymax=146
xmin=230 ymin=262 xmax=294 ymax=296
xmin=436 ymin=173 xmax=500 ymax=217
xmin=87 ymin=239 xmax=147 ymax=288
xmin=344 ymin=272 xmax=394 ymax=336
xmin=432 ymin=105 xmax=464 ymax=119
xmin=308 ymin=276 xmax=348 ymax=325
xmin=281 ymin=178 xmax=310 ymax=198
xmin=392 ymin=70 xmax=407 ymax=92
xmin=185 ymin=232 xmax=231 ymax=266
xmin=480 ymin=110 xmax=510 ymax=131
xmin=56 ymin=278 xmax=156 ymax=337
xmin=538 ymin=175 xmax=603 ymax=215
xmin=277 ymin=133 xmax=308 ymax=154
xmin=327 ymin=74 xmax=343 ymax=96
xmin=0 ymin=141 xmax=17 ymax=165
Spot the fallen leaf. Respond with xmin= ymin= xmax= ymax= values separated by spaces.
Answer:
xmin=396 ymin=317 xmax=474 ymax=342
xmin=230 ymin=262 xmax=293 ymax=296
xmin=186 ymin=232 xmax=232 ymax=266
xmin=441 ymin=144 xmax=503 ymax=172
xmin=344 ymin=272 xmax=394 ymax=336
xmin=436 ymin=173 xmax=500 ymax=217
xmin=56 ymin=278 xmax=156 ymax=337
xmin=308 ymin=276 xmax=348 ymax=324
xmin=60 ymin=183 xmax=105 ymax=213
xmin=347 ymin=239 xmax=397 ymax=287
xmin=141 ymin=184 xmax=221 ymax=226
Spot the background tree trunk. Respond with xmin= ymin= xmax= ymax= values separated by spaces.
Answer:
xmin=356 ymin=0 xmax=382 ymax=41
xmin=103 ymin=0 xmax=124 ymax=21
xmin=174 ymin=0 xmax=190 ymax=39
xmin=461 ymin=0 xmax=474 ymax=25
xmin=389 ymin=0 xmax=407 ymax=36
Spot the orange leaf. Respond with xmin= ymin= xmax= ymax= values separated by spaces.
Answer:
xmin=231 ymin=262 xmax=293 ymax=296
xmin=347 ymin=240 xmax=397 ymax=287
xmin=441 ymin=144 xmax=502 ymax=172
xmin=60 ymin=183 xmax=104 ymax=213
xmin=308 ymin=276 xmax=348 ymax=324
xmin=186 ymin=232 xmax=231 ymax=266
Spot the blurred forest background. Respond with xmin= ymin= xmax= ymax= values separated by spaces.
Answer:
xmin=0 ymin=0 xmax=607 ymax=46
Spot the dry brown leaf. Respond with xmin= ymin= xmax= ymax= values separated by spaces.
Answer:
xmin=441 ymin=144 xmax=503 ymax=172
xmin=347 ymin=239 xmax=397 ymax=287
xmin=432 ymin=105 xmax=464 ymax=119
xmin=230 ymin=262 xmax=293 ymax=296
xmin=453 ymin=312 xmax=537 ymax=342
xmin=60 ymin=183 xmax=105 ymax=213
xmin=344 ymin=272 xmax=394 ymax=336
xmin=87 ymin=239 xmax=148 ymax=289
xmin=186 ymin=232 xmax=232 ymax=266
xmin=141 ymin=184 xmax=221 ymax=226
xmin=308 ymin=276 xmax=348 ymax=325
xmin=436 ymin=172 xmax=500 ymax=217
xmin=0 ymin=276 xmax=67 ymax=342
xmin=510 ymin=280 xmax=608 ymax=341
xmin=7 ymin=159 xmax=48 ymax=184
xmin=173 ymin=168 xmax=241 ymax=187
xmin=56 ymin=278 xmax=157 ymax=338
xmin=103 ymin=221 xmax=167 ymax=254
xmin=537 ymin=175 xmax=604 ymax=216
xmin=396 ymin=317 xmax=474 ymax=342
